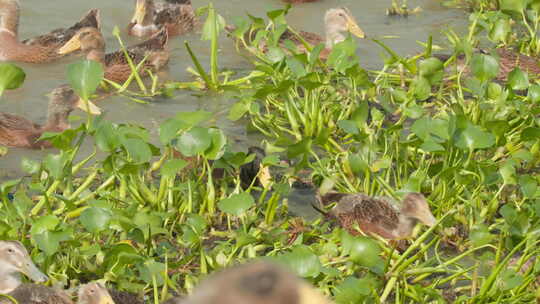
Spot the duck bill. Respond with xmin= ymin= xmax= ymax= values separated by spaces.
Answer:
xmin=422 ymin=213 xmax=437 ymax=227
xmin=346 ymin=17 xmax=365 ymax=39
xmin=298 ymin=283 xmax=332 ymax=304
xmin=131 ymin=0 xmax=148 ymax=24
xmin=21 ymin=260 xmax=48 ymax=283
xmin=58 ymin=35 xmax=82 ymax=55
xmin=76 ymin=98 xmax=102 ymax=115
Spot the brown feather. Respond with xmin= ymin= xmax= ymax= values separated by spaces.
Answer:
xmin=0 ymin=284 xmax=72 ymax=304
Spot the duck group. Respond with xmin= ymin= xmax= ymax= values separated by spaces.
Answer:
xmin=0 ymin=240 xmax=332 ymax=304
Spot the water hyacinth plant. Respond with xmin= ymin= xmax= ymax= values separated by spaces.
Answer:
xmin=0 ymin=0 xmax=540 ymax=303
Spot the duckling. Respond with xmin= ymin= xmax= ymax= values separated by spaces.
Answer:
xmin=227 ymin=7 xmax=364 ymax=60
xmin=179 ymin=261 xmax=332 ymax=304
xmin=0 ymin=0 xmax=100 ymax=63
xmin=0 ymin=85 xmax=101 ymax=149
xmin=314 ymin=192 xmax=436 ymax=239
xmin=78 ymin=283 xmax=115 ymax=304
xmin=128 ymin=0 xmax=197 ymax=38
xmin=58 ymin=27 xmax=170 ymax=84
xmin=0 ymin=240 xmax=48 ymax=295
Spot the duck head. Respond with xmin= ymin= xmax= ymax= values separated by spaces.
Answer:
xmin=324 ymin=7 xmax=365 ymax=48
xmin=0 ymin=240 xmax=48 ymax=294
xmin=78 ymin=282 xmax=115 ymax=304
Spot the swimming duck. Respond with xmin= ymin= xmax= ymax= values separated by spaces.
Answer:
xmin=0 ymin=85 xmax=101 ymax=149
xmin=435 ymin=48 xmax=540 ymax=82
xmin=58 ymin=27 xmax=170 ymax=84
xmin=128 ymin=0 xmax=197 ymax=38
xmin=178 ymin=261 xmax=332 ymax=304
xmin=0 ymin=0 xmax=100 ymax=63
xmin=227 ymin=7 xmax=364 ymax=60
xmin=314 ymin=192 xmax=437 ymax=239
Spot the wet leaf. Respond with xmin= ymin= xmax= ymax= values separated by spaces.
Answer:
xmin=218 ymin=192 xmax=255 ymax=216
xmin=176 ymin=127 xmax=212 ymax=157
xmin=471 ymin=54 xmax=499 ymax=81
xmin=123 ymin=138 xmax=152 ymax=164
xmin=519 ymin=175 xmax=538 ymax=198
xmin=0 ymin=63 xmax=25 ymax=97
xmin=280 ymin=245 xmax=321 ymax=278
xmin=66 ymin=60 xmax=104 ymax=101
xmin=341 ymin=232 xmax=382 ymax=268
xmin=507 ymin=68 xmax=529 ymax=90
xmin=161 ymin=159 xmax=188 ymax=177
xmin=455 ymin=124 xmax=495 ymax=150
xmin=80 ymin=206 xmax=112 ymax=233
xmin=286 ymin=56 xmax=307 ymax=77
xmin=204 ymin=128 xmax=227 ymax=160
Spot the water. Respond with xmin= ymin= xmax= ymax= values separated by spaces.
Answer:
xmin=0 ymin=0 xmax=467 ymax=182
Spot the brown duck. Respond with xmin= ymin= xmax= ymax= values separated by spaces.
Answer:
xmin=128 ymin=0 xmax=197 ymax=38
xmin=314 ymin=192 xmax=437 ymax=239
xmin=227 ymin=7 xmax=365 ymax=61
xmin=0 ymin=0 xmax=100 ymax=63
xmin=58 ymin=27 xmax=170 ymax=84
xmin=175 ymin=261 xmax=332 ymax=304
xmin=0 ymin=85 xmax=101 ymax=149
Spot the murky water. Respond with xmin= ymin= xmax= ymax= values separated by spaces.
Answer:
xmin=0 ymin=0 xmax=467 ymax=185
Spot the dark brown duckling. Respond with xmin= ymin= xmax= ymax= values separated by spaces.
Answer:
xmin=128 ymin=0 xmax=197 ymax=38
xmin=0 ymin=0 xmax=100 ymax=63
xmin=314 ymin=192 xmax=436 ymax=239
xmin=0 ymin=85 xmax=101 ymax=149
xmin=58 ymin=27 xmax=169 ymax=84
xmin=179 ymin=262 xmax=332 ymax=304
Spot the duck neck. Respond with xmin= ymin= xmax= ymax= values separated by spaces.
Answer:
xmin=87 ymin=49 xmax=105 ymax=65
xmin=396 ymin=214 xmax=416 ymax=238
xmin=0 ymin=262 xmax=21 ymax=294
xmin=325 ymin=25 xmax=345 ymax=49
xmin=139 ymin=0 xmax=155 ymax=26
xmin=43 ymin=108 xmax=71 ymax=132
xmin=0 ymin=2 xmax=20 ymax=37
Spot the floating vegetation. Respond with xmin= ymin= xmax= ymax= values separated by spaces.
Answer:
xmin=1 ymin=0 xmax=540 ymax=303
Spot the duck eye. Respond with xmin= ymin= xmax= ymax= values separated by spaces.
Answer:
xmin=7 ymin=248 xmax=14 ymax=253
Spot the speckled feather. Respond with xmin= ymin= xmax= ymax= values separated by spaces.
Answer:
xmin=108 ymin=288 xmax=144 ymax=304
xmin=154 ymin=1 xmax=197 ymax=36
xmin=21 ymin=9 xmax=100 ymax=47
xmin=0 ymin=113 xmax=48 ymax=148
xmin=0 ymin=284 xmax=72 ymax=304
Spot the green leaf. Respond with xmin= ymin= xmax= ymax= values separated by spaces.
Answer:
xmin=279 ymin=245 xmax=321 ymax=278
xmin=66 ymin=60 xmax=104 ymax=101
xmin=519 ymin=175 xmax=538 ymax=198
xmin=176 ymin=127 xmax=212 ymax=157
xmin=470 ymin=224 xmax=495 ymax=247
xmin=161 ymin=159 xmax=188 ymax=177
xmin=123 ymin=138 xmax=152 ymax=164
xmin=80 ymin=206 xmax=112 ymax=233
xmin=286 ymin=56 xmax=307 ymax=77
xmin=21 ymin=158 xmax=40 ymax=175
xmin=341 ymin=232 xmax=382 ymax=267
xmin=527 ymin=84 xmax=540 ymax=102
xmin=455 ymin=124 xmax=496 ymax=150
xmin=204 ymin=128 xmax=227 ymax=160
xmin=95 ymin=122 xmax=120 ymax=152
xmin=507 ymin=68 xmax=529 ymax=90
xmin=218 ymin=192 xmax=255 ymax=216
xmin=412 ymin=76 xmax=431 ymax=100
xmin=499 ymin=0 xmax=526 ymax=13
xmin=0 ymin=63 xmax=25 ymax=97
xmin=471 ymin=54 xmax=499 ymax=82
xmin=489 ymin=18 xmax=511 ymax=42
xmin=337 ymin=120 xmax=359 ymax=135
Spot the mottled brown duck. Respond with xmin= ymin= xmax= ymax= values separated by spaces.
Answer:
xmin=58 ymin=27 xmax=170 ymax=84
xmin=178 ymin=262 xmax=332 ymax=304
xmin=0 ymin=85 xmax=101 ymax=149
xmin=0 ymin=0 xmax=100 ymax=63
xmin=314 ymin=192 xmax=436 ymax=239
xmin=435 ymin=47 xmax=540 ymax=82
xmin=128 ymin=0 xmax=197 ymax=38
xmin=227 ymin=7 xmax=364 ymax=61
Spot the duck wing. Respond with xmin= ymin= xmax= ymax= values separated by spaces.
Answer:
xmin=1 ymin=284 xmax=72 ymax=304
xmin=22 ymin=9 xmax=100 ymax=47
xmin=155 ymin=1 xmax=196 ymax=35
xmin=280 ymin=29 xmax=324 ymax=47
xmin=353 ymin=196 xmax=400 ymax=235
xmin=108 ymin=288 xmax=144 ymax=304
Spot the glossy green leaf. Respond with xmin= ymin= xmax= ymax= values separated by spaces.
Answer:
xmin=176 ymin=127 xmax=212 ymax=157
xmin=123 ymin=138 xmax=152 ymax=164
xmin=471 ymin=54 xmax=499 ymax=82
xmin=507 ymin=68 xmax=529 ymax=90
xmin=455 ymin=124 xmax=496 ymax=150
xmin=66 ymin=60 xmax=104 ymax=101
xmin=341 ymin=232 xmax=382 ymax=267
xmin=80 ymin=206 xmax=112 ymax=233
xmin=280 ymin=245 xmax=321 ymax=278
xmin=161 ymin=159 xmax=188 ymax=177
xmin=0 ymin=63 xmax=25 ymax=97
xmin=218 ymin=192 xmax=255 ymax=216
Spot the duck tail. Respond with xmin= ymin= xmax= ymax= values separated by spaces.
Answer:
xmin=78 ymin=9 xmax=101 ymax=31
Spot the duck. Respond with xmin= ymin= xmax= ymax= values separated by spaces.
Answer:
xmin=313 ymin=192 xmax=437 ymax=239
xmin=77 ymin=283 xmax=116 ymax=304
xmin=128 ymin=0 xmax=197 ymax=38
xmin=0 ymin=0 xmax=100 ymax=63
xmin=435 ymin=47 xmax=540 ymax=83
xmin=0 ymin=85 xmax=101 ymax=149
xmin=0 ymin=240 xmax=49 ymax=295
xmin=226 ymin=7 xmax=365 ymax=61
xmin=176 ymin=261 xmax=332 ymax=304
xmin=58 ymin=27 xmax=170 ymax=84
